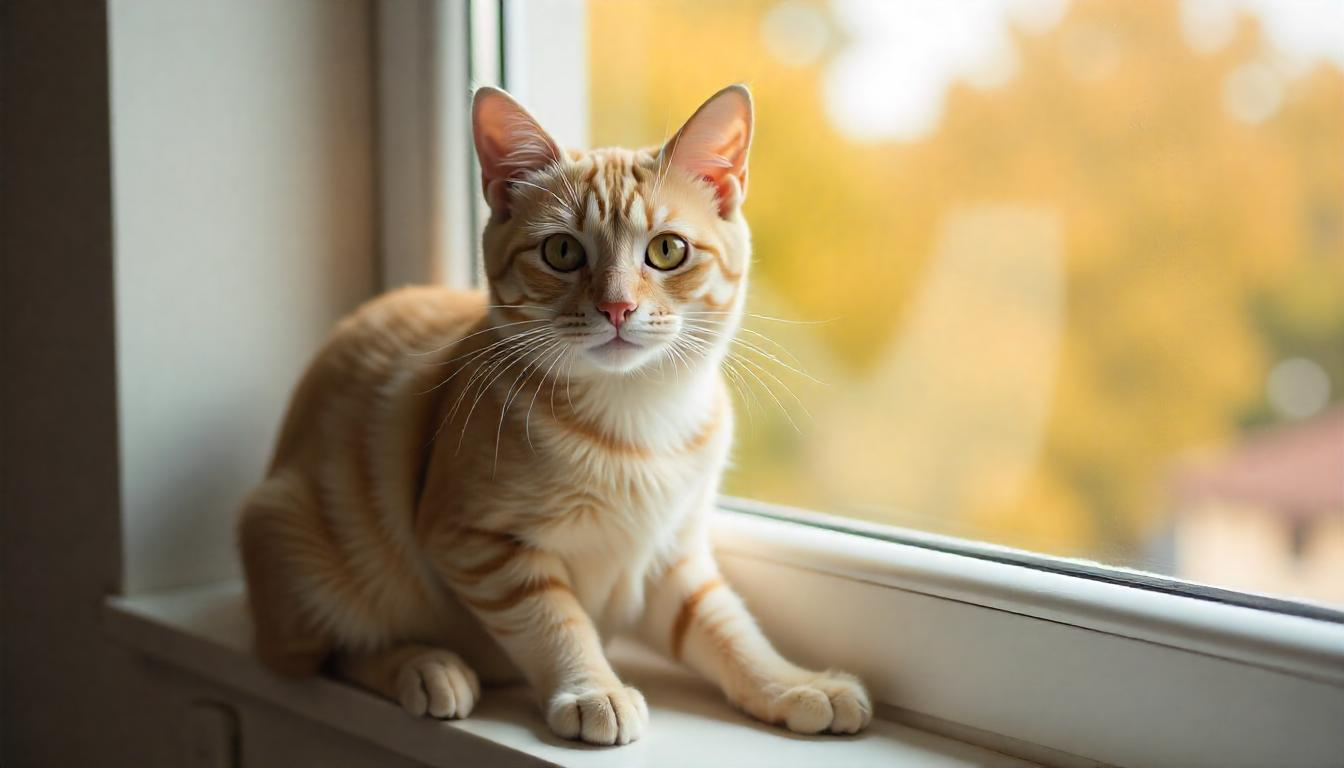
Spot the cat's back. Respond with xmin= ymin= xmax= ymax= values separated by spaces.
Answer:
xmin=269 ymin=285 xmax=486 ymax=472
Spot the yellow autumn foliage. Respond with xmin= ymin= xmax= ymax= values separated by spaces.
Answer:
xmin=588 ymin=0 xmax=1344 ymax=562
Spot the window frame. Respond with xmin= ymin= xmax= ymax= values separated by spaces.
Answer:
xmin=414 ymin=2 xmax=1344 ymax=764
xmin=711 ymin=507 xmax=1344 ymax=766
xmin=728 ymin=496 xmax=1344 ymax=626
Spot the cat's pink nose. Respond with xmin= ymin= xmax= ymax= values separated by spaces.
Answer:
xmin=597 ymin=300 xmax=637 ymax=329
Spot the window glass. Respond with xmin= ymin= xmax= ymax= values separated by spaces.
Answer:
xmin=585 ymin=0 xmax=1344 ymax=607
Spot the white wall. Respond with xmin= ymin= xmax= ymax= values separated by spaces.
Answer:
xmin=109 ymin=0 xmax=376 ymax=592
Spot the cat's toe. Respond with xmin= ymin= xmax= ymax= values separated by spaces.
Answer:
xmin=546 ymin=684 xmax=648 ymax=746
xmin=777 ymin=685 xmax=834 ymax=733
xmin=395 ymin=650 xmax=481 ymax=720
xmin=772 ymin=671 xmax=872 ymax=735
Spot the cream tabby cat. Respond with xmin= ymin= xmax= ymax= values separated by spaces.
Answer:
xmin=238 ymin=84 xmax=871 ymax=746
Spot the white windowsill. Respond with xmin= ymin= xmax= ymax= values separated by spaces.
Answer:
xmin=103 ymin=581 xmax=1038 ymax=768
xmin=708 ymin=510 xmax=1344 ymax=767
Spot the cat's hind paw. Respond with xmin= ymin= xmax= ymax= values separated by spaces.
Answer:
xmin=546 ymin=683 xmax=649 ymax=746
xmin=395 ymin=650 xmax=481 ymax=720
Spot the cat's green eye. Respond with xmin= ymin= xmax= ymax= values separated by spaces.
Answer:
xmin=541 ymin=234 xmax=586 ymax=272
xmin=646 ymin=234 xmax=689 ymax=271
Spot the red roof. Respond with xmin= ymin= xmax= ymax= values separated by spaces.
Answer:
xmin=1170 ymin=408 xmax=1344 ymax=515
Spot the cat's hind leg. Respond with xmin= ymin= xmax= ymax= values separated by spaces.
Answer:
xmin=335 ymin=646 xmax=481 ymax=720
xmin=238 ymin=474 xmax=335 ymax=677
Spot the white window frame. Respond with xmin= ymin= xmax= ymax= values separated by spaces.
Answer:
xmin=374 ymin=2 xmax=1344 ymax=766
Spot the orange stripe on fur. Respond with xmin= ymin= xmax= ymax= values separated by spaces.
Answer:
xmin=457 ymin=526 xmax=522 ymax=546
xmin=699 ymin=288 xmax=738 ymax=311
xmin=550 ymin=396 xmax=723 ymax=458
xmin=463 ymin=576 xmax=571 ymax=613
xmin=489 ymin=241 xmax=539 ymax=281
xmin=662 ymin=260 xmax=713 ymax=303
xmin=671 ymin=577 xmax=725 ymax=660
xmin=693 ymin=240 xmax=742 ymax=281
xmin=449 ymin=543 xmax=526 ymax=585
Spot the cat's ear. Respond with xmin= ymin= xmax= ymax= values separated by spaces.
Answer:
xmin=661 ymin=84 xmax=754 ymax=217
xmin=472 ymin=87 xmax=563 ymax=214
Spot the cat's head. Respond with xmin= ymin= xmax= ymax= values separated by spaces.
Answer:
xmin=472 ymin=85 xmax=753 ymax=378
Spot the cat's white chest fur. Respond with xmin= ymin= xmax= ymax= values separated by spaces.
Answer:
xmin=527 ymin=370 xmax=728 ymax=635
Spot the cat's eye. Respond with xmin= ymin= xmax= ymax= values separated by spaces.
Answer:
xmin=541 ymin=234 xmax=586 ymax=272
xmin=646 ymin=234 xmax=689 ymax=271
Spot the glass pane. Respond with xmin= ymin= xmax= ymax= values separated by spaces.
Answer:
xmin=584 ymin=0 xmax=1344 ymax=608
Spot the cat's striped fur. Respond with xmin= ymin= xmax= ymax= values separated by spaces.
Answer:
xmin=238 ymin=85 xmax=871 ymax=745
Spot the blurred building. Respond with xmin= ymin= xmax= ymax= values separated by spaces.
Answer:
xmin=1164 ymin=409 xmax=1344 ymax=606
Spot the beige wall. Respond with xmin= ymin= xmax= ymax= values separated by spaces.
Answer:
xmin=3 ymin=2 xmax=390 ymax=765
xmin=108 ymin=0 xmax=377 ymax=592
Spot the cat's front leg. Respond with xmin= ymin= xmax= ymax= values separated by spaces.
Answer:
xmin=437 ymin=537 xmax=649 ymax=746
xmin=639 ymin=545 xmax=872 ymax=735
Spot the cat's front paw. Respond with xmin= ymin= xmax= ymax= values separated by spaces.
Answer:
xmin=760 ymin=671 xmax=872 ymax=735
xmin=395 ymin=650 xmax=481 ymax=720
xmin=546 ymin=683 xmax=649 ymax=746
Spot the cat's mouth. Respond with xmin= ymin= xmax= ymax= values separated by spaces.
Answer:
xmin=594 ymin=337 xmax=640 ymax=351
xmin=582 ymin=335 xmax=656 ymax=372
xmin=599 ymin=336 xmax=639 ymax=349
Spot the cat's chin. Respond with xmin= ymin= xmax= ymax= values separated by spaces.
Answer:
xmin=579 ymin=338 xmax=662 ymax=375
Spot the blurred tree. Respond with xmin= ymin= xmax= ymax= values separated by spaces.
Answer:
xmin=588 ymin=0 xmax=1343 ymax=561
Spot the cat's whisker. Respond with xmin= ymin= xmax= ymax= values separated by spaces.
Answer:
xmin=719 ymin=357 xmax=763 ymax=426
xmin=733 ymin=340 xmax=823 ymax=384
xmin=508 ymin=178 xmax=575 ymax=216
xmin=674 ymin=334 xmax=751 ymax=421
xmin=732 ymin=351 xmax=812 ymax=423
xmin=682 ymin=311 xmax=837 ymax=326
xmin=409 ymin=316 xmax=550 ymax=357
xmin=454 ymin=333 xmax=557 ymax=454
xmin=681 ymin=319 xmax=805 ymax=367
xmin=728 ymin=351 xmax=803 ymax=433
xmin=416 ymin=325 xmax=555 ymax=396
xmin=428 ymin=323 xmax=553 ymax=374
xmin=663 ymin=338 xmax=694 ymax=381
xmin=423 ymin=325 xmax=554 ymax=386
xmin=554 ymin=166 xmax=583 ymax=213
xmin=440 ymin=331 xmax=546 ymax=434
xmin=526 ymin=345 xmax=570 ymax=453
xmin=564 ymin=354 xmax=575 ymax=412
xmin=550 ymin=351 xmax=566 ymax=421
xmin=494 ymin=339 xmax=564 ymax=474
xmin=678 ymin=333 xmax=781 ymax=428
xmin=466 ymin=331 xmax=554 ymax=407
xmin=680 ymin=321 xmax=823 ymax=385
xmin=498 ymin=338 xmax=561 ymax=428
xmin=721 ymin=356 xmax=760 ymax=426
xmin=427 ymin=332 xmax=540 ymax=447
xmin=649 ymin=107 xmax=674 ymax=203
xmin=419 ymin=334 xmax=526 ymax=397
xmin=537 ymin=137 xmax=584 ymax=214
xmin=474 ymin=333 xmax=556 ymax=398
xmin=684 ymin=326 xmax=813 ymax=413
xmin=655 ymin=116 xmax=688 ymax=202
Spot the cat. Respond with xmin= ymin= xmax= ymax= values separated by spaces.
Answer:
xmin=237 ymin=83 xmax=872 ymax=746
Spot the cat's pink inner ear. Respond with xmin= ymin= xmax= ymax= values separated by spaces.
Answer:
xmin=662 ymin=84 xmax=754 ymax=216
xmin=472 ymin=87 xmax=563 ymax=208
